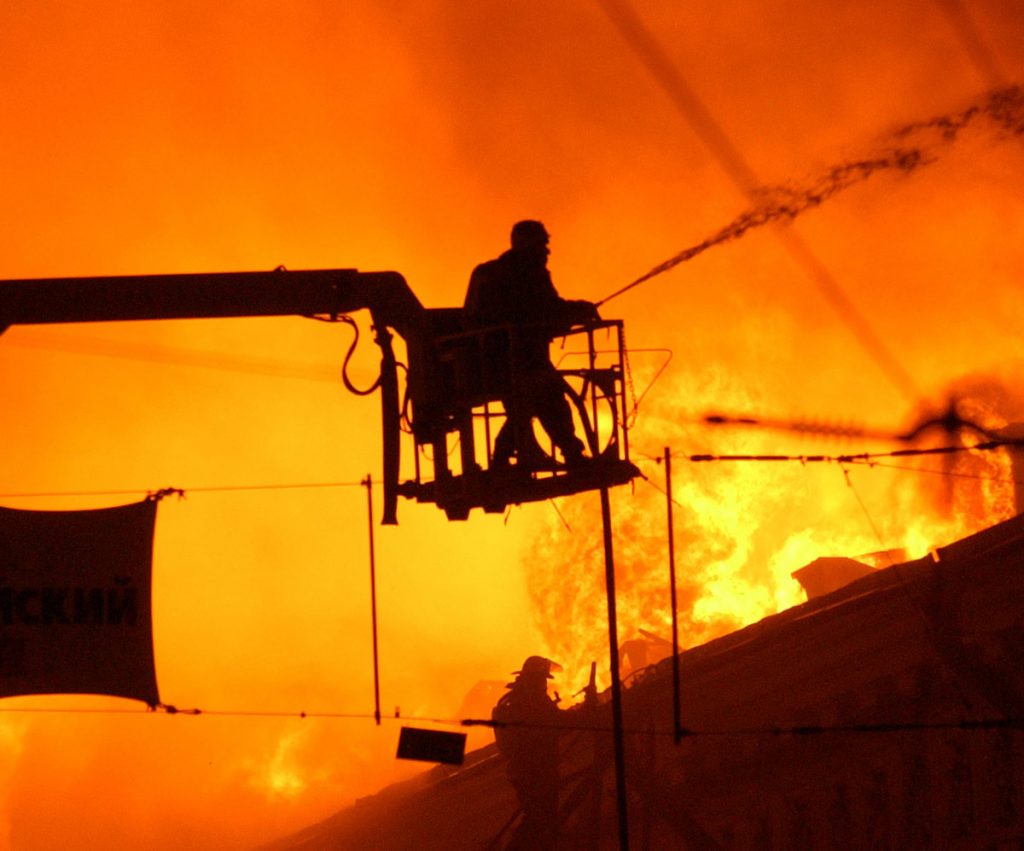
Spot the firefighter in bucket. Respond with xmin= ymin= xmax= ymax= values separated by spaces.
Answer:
xmin=464 ymin=221 xmax=599 ymax=470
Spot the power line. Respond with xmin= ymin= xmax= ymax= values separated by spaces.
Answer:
xmin=470 ymin=714 xmax=1024 ymax=739
xmin=830 ymin=463 xmax=988 ymax=713
xmin=0 ymin=479 xmax=372 ymax=500
xmin=933 ymin=0 xmax=1011 ymax=88
xmin=838 ymin=462 xmax=890 ymax=555
xmin=0 ymin=705 xmax=440 ymax=723
xmin=634 ymin=442 xmax=1023 ymax=492
xmin=632 ymin=462 xmax=685 ymax=509
xmin=594 ymin=0 xmax=923 ymax=403
xmin=678 ymin=438 xmax=1022 ymax=465
xmin=4 ymin=330 xmax=343 ymax=384
xmin=594 ymin=0 xmax=757 ymax=191
xmin=853 ymin=458 xmax=1020 ymax=485
xmin=1 ymin=702 xmax=1019 ymax=740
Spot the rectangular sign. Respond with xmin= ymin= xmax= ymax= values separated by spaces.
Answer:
xmin=396 ymin=726 xmax=467 ymax=765
xmin=0 ymin=499 xmax=160 ymax=706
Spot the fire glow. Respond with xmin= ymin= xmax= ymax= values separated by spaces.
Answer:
xmin=525 ymin=368 xmax=1020 ymax=692
xmin=1 ymin=1 xmax=1023 ymax=849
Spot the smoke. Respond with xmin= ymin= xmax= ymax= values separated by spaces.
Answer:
xmin=525 ymin=371 xmax=1020 ymax=690
xmin=1 ymin=0 xmax=1022 ymax=848
xmin=919 ymin=369 xmax=1024 ymax=520
xmin=601 ymin=85 xmax=1024 ymax=305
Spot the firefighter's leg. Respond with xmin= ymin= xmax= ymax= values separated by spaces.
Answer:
xmin=496 ymin=394 xmax=549 ymax=469
xmin=534 ymin=373 xmax=585 ymax=464
xmin=492 ymin=417 xmax=515 ymax=468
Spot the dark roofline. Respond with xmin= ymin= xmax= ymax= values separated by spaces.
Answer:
xmin=636 ymin=510 xmax=1024 ymax=693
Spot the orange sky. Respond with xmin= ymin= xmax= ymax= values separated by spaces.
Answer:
xmin=2 ymin=1 xmax=1023 ymax=848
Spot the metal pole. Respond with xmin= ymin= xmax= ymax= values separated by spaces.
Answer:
xmin=600 ymin=486 xmax=630 ymax=851
xmin=665 ymin=447 xmax=683 ymax=744
xmin=363 ymin=475 xmax=382 ymax=726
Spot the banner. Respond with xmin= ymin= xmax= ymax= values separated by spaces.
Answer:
xmin=0 ymin=499 xmax=160 ymax=705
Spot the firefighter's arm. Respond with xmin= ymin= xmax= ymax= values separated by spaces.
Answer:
xmin=565 ymin=298 xmax=600 ymax=325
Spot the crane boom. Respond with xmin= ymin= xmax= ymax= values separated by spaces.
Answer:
xmin=0 ymin=268 xmax=425 ymax=337
xmin=0 ymin=268 xmax=421 ymax=524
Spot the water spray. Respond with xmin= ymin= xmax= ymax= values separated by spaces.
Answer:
xmin=596 ymin=85 xmax=1024 ymax=308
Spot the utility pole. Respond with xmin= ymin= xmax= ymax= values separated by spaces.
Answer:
xmin=665 ymin=447 xmax=683 ymax=744
xmin=364 ymin=475 xmax=382 ymax=725
xmin=600 ymin=486 xmax=630 ymax=851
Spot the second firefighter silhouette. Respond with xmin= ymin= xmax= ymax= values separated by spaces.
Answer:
xmin=492 ymin=656 xmax=568 ymax=850
xmin=464 ymin=221 xmax=599 ymax=469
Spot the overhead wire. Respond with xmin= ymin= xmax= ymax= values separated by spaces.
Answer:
xmin=674 ymin=437 xmax=1023 ymax=465
xmin=832 ymin=460 xmax=986 ymax=712
xmin=852 ymin=458 xmax=1020 ymax=485
xmin=632 ymin=460 xmax=685 ymax=509
xmin=467 ymin=714 xmax=1024 ymax=739
xmin=837 ymin=462 xmax=891 ymax=556
xmin=594 ymin=0 xmax=923 ymax=403
xmin=653 ymin=436 xmax=1013 ymax=714
xmin=3 ymin=329 xmax=343 ymax=384
xmin=4 ymin=311 xmax=392 ymax=392
xmin=0 ymin=479 xmax=372 ymax=500
xmin=643 ymin=437 xmax=995 ymax=715
xmin=632 ymin=437 xmax=1017 ymax=504
xmin=0 ymin=702 xmax=1019 ymax=740
xmin=547 ymin=498 xmax=573 ymax=532
xmin=933 ymin=0 xmax=1011 ymax=88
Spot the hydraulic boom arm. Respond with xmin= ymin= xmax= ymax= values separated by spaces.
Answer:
xmin=0 ymin=268 xmax=424 ymax=336
xmin=0 ymin=268 xmax=427 ymax=524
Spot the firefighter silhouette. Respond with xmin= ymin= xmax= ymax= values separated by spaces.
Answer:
xmin=492 ymin=655 xmax=567 ymax=850
xmin=464 ymin=221 xmax=599 ymax=469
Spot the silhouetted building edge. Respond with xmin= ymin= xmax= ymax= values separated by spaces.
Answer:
xmin=263 ymin=511 xmax=1024 ymax=849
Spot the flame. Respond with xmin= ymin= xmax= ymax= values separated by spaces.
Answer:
xmin=1 ymin=1 xmax=1023 ymax=848
xmin=524 ymin=368 xmax=1020 ymax=690
xmin=251 ymin=728 xmax=309 ymax=800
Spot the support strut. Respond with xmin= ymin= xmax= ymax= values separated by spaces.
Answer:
xmin=600 ymin=486 xmax=630 ymax=851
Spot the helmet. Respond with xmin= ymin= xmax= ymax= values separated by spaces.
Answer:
xmin=510 ymin=220 xmax=549 ymax=250
xmin=512 ymin=655 xmax=562 ymax=678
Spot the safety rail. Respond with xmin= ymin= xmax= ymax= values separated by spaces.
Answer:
xmin=399 ymin=319 xmax=638 ymax=519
